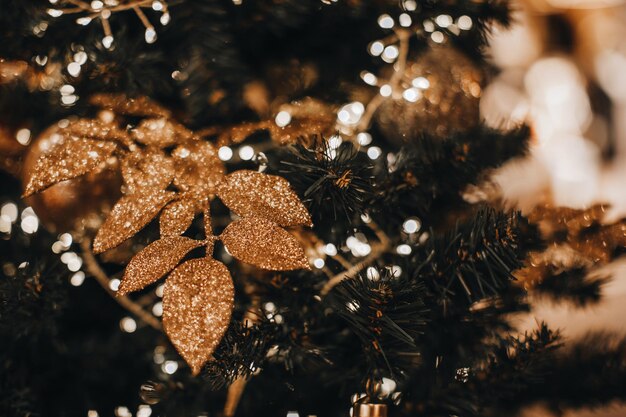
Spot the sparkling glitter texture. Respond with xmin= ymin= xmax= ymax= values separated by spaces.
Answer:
xmin=89 ymin=93 xmax=171 ymax=118
xmin=93 ymin=189 xmax=176 ymax=253
xmin=65 ymin=119 xmax=129 ymax=144
xmin=132 ymin=118 xmax=193 ymax=148
xmin=118 ymin=236 xmax=203 ymax=295
xmin=220 ymin=216 xmax=310 ymax=270
xmin=173 ymin=141 xmax=225 ymax=194
xmin=122 ymin=149 xmax=175 ymax=194
xmin=162 ymin=258 xmax=234 ymax=375
xmin=24 ymin=137 xmax=118 ymax=197
xmin=160 ymin=197 xmax=197 ymax=237
xmin=217 ymin=170 xmax=312 ymax=227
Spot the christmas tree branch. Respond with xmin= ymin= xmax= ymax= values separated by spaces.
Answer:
xmin=356 ymin=28 xmax=411 ymax=134
xmin=79 ymin=238 xmax=162 ymax=331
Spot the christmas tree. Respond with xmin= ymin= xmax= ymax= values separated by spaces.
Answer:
xmin=2 ymin=1 xmax=626 ymax=416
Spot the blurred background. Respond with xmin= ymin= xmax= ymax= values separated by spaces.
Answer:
xmin=483 ymin=1 xmax=626 ymax=415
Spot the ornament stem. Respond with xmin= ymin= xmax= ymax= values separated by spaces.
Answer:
xmin=80 ymin=238 xmax=163 ymax=331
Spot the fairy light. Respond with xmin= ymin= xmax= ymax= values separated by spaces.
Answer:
xmin=163 ymin=361 xmax=178 ymax=374
xmin=412 ymin=76 xmax=430 ymax=89
xmin=66 ymin=62 xmax=81 ymax=77
xmin=379 ymin=84 xmax=392 ymax=97
xmin=402 ymin=87 xmax=421 ymax=102
xmin=16 ymin=129 xmax=31 ymax=145
xmin=218 ymin=146 xmax=233 ymax=161
xmin=20 ymin=207 xmax=39 ymax=234
xmin=70 ymin=271 xmax=85 ymax=286
xmin=337 ymin=102 xmax=364 ymax=126
xmin=403 ymin=0 xmax=417 ymax=11
xmin=431 ymin=31 xmax=445 ymax=43
xmin=377 ymin=14 xmax=394 ymax=29
xmin=156 ymin=284 xmax=164 ymax=297
xmin=435 ymin=14 xmax=453 ymax=28
xmin=145 ymin=27 xmax=157 ymax=44
xmin=402 ymin=218 xmax=421 ymax=234
xmin=328 ymin=135 xmax=343 ymax=149
xmin=275 ymin=110 xmax=292 ymax=127
xmin=366 ymin=266 xmax=380 ymax=281
xmin=239 ymin=145 xmax=255 ymax=161
xmin=160 ymin=12 xmax=170 ymax=25
xmin=152 ymin=1 xmax=163 ymax=11
xmin=47 ymin=8 xmax=64 ymax=17
xmin=367 ymin=146 xmax=382 ymax=159
xmin=457 ymin=15 xmax=473 ymax=30
xmin=109 ymin=278 xmax=121 ymax=291
xmin=102 ymin=35 xmax=114 ymax=49
xmin=423 ymin=20 xmax=435 ymax=32
xmin=115 ymin=407 xmax=131 ymax=417
xmin=399 ymin=13 xmax=412 ymax=27
xmin=382 ymin=45 xmax=399 ymax=62
xmin=323 ymin=243 xmax=338 ymax=256
xmin=346 ymin=300 xmax=360 ymax=312
xmin=396 ymin=244 xmax=412 ymax=255
xmin=357 ymin=132 xmax=372 ymax=146
xmin=120 ymin=317 xmax=137 ymax=333
xmin=313 ymin=258 xmax=325 ymax=269
xmin=360 ymin=71 xmax=378 ymax=86
xmin=369 ymin=41 xmax=384 ymax=56
xmin=137 ymin=405 xmax=152 ymax=417
xmin=76 ymin=16 xmax=92 ymax=25
xmin=1 ymin=203 xmax=18 ymax=223
xmin=152 ymin=302 xmax=163 ymax=316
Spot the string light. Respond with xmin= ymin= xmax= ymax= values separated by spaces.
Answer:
xmin=70 ymin=271 xmax=86 ymax=286
xmin=402 ymin=218 xmax=421 ymax=234
xmin=275 ymin=110 xmax=292 ymax=127
xmin=369 ymin=41 xmax=384 ymax=56
xmin=218 ymin=146 xmax=233 ymax=161
xmin=377 ymin=14 xmax=394 ymax=29
xmin=239 ymin=145 xmax=254 ymax=160
xmin=396 ymin=244 xmax=412 ymax=255
xmin=367 ymin=146 xmax=382 ymax=159
xmin=16 ymin=129 xmax=31 ymax=145
xmin=357 ymin=132 xmax=372 ymax=146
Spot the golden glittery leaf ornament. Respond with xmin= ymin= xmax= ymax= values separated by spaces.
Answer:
xmin=118 ymin=236 xmax=204 ymax=296
xmin=23 ymin=93 xmax=314 ymax=375
xmin=121 ymin=148 xmax=175 ymax=193
xmin=220 ymin=216 xmax=310 ymax=270
xmin=172 ymin=141 xmax=225 ymax=194
xmin=162 ymin=258 xmax=234 ymax=375
xmin=23 ymin=138 xmax=118 ymax=197
xmin=160 ymin=197 xmax=198 ymax=237
xmin=89 ymin=93 xmax=171 ymax=118
xmin=93 ymin=189 xmax=176 ymax=254
xmin=132 ymin=118 xmax=194 ymax=148
xmin=217 ymin=170 xmax=312 ymax=227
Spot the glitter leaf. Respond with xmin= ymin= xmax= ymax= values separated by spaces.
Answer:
xmin=93 ymin=189 xmax=176 ymax=254
xmin=163 ymin=258 xmax=234 ymax=375
xmin=89 ymin=93 xmax=171 ymax=118
xmin=23 ymin=137 xmax=117 ymax=197
xmin=160 ymin=197 xmax=197 ymax=237
xmin=220 ymin=216 xmax=309 ymax=270
xmin=217 ymin=170 xmax=312 ymax=227
xmin=217 ymin=121 xmax=269 ymax=146
xmin=173 ymin=141 xmax=225 ymax=194
xmin=64 ymin=118 xmax=129 ymax=144
xmin=122 ymin=148 xmax=175 ymax=194
xmin=132 ymin=118 xmax=194 ymax=148
xmin=118 ymin=236 xmax=204 ymax=295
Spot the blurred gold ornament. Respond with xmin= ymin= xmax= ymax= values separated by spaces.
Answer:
xmin=515 ymin=203 xmax=626 ymax=288
xmin=375 ymin=45 xmax=482 ymax=142
xmin=352 ymin=400 xmax=388 ymax=417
